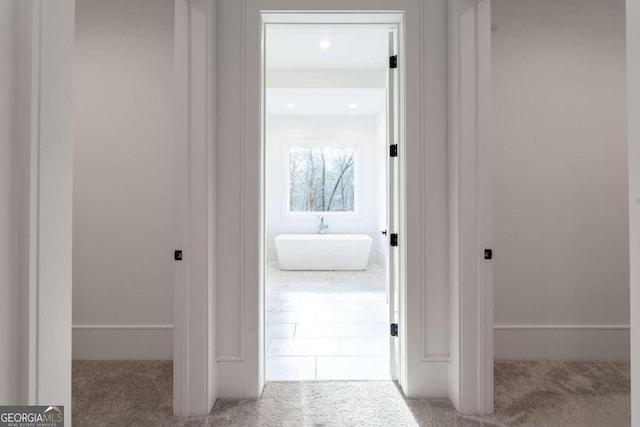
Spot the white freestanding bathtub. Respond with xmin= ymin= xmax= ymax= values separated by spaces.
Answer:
xmin=274 ymin=234 xmax=373 ymax=271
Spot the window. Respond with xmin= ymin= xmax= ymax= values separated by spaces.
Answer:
xmin=289 ymin=145 xmax=356 ymax=212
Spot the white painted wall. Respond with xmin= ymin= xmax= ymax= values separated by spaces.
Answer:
xmin=73 ymin=0 xmax=174 ymax=359
xmin=626 ymin=0 xmax=640 ymax=423
xmin=492 ymin=0 xmax=630 ymax=359
xmin=265 ymin=115 xmax=386 ymax=266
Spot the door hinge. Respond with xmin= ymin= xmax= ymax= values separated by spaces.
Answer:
xmin=484 ymin=249 xmax=493 ymax=260
xmin=389 ymin=55 xmax=398 ymax=69
xmin=390 ymin=233 xmax=398 ymax=247
xmin=390 ymin=144 xmax=398 ymax=157
xmin=390 ymin=323 xmax=398 ymax=337
xmin=174 ymin=250 xmax=183 ymax=261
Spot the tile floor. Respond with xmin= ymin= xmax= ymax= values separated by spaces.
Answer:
xmin=265 ymin=262 xmax=391 ymax=381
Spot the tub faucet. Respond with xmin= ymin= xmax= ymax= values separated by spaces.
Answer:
xmin=318 ymin=216 xmax=329 ymax=234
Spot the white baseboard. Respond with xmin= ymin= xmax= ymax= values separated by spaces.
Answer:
xmin=72 ymin=324 xmax=173 ymax=360
xmin=494 ymin=324 xmax=630 ymax=360
xmin=406 ymin=360 xmax=449 ymax=398
xmin=217 ymin=360 xmax=260 ymax=398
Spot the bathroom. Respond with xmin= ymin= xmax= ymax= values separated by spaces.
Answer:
xmin=264 ymin=25 xmax=395 ymax=381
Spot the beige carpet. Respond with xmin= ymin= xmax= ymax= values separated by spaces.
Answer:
xmin=72 ymin=360 xmax=172 ymax=427
xmin=488 ymin=360 xmax=630 ymax=426
xmin=72 ymin=360 xmax=630 ymax=426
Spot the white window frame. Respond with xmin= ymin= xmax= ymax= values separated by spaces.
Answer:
xmin=284 ymin=139 xmax=361 ymax=216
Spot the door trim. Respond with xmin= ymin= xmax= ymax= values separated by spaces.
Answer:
xmin=626 ymin=0 xmax=640 ymax=423
xmin=447 ymin=0 xmax=494 ymax=415
xmin=173 ymin=0 xmax=218 ymax=416
xmin=14 ymin=0 xmax=75 ymax=417
xmin=213 ymin=0 xmax=451 ymax=400
xmin=171 ymin=0 xmax=493 ymax=415
xmin=259 ymin=13 xmax=407 ymax=392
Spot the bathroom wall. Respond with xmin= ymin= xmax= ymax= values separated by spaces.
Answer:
xmin=266 ymin=115 xmax=387 ymax=267
xmin=267 ymin=69 xmax=386 ymax=89
xmin=73 ymin=0 xmax=174 ymax=359
xmin=492 ymin=0 xmax=629 ymax=359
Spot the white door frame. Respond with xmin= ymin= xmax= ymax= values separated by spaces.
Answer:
xmin=448 ymin=0 xmax=494 ymax=415
xmin=260 ymin=15 xmax=405 ymax=386
xmin=11 ymin=0 xmax=75 ymax=421
xmin=16 ymin=0 xmax=218 ymax=418
xmin=626 ymin=0 xmax=640 ymax=424
xmin=173 ymin=0 xmax=218 ymax=417
xmin=18 ymin=0 xmax=220 ymax=418
xmin=180 ymin=0 xmax=493 ymax=415
xmin=244 ymin=1 xmax=418 ymax=399
xmin=386 ymin=26 xmax=401 ymax=381
xmin=214 ymin=0 xmax=451 ymax=399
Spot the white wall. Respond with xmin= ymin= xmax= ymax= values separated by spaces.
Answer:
xmin=73 ymin=0 xmax=174 ymax=359
xmin=265 ymin=115 xmax=386 ymax=266
xmin=267 ymin=69 xmax=386 ymax=88
xmin=626 ymin=0 xmax=640 ymax=422
xmin=492 ymin=0 xmax=630 ymax=359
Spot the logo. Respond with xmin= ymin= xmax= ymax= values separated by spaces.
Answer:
xmin=0 ymin=406 xmax=64 ymax=427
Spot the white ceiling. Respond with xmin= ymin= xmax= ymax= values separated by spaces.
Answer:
xmin=267 ymin=88 xmax=386 ymax=116
xmin=266 ymin=26 xmax=390 ymax=70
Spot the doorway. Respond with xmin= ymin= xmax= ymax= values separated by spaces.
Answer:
xmin=261 ymin=20 xmax=401 ymax=382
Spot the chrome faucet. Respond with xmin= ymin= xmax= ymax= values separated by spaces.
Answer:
xmin=318 ymin=216 xmax=329 ymax=234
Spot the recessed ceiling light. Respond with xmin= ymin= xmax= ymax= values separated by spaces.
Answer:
xmin=286 ymin=102 xmax=295 ymax=109
xmin=348 ymin=102 xmax=358 ymax=109
xmin=319 ymin=39 xmax=331 ymax=49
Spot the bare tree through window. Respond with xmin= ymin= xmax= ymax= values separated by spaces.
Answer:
xmin=289 ymin=145 xmax=356 ymax=212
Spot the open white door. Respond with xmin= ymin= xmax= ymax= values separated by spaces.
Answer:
xmin=387 ymin=29 xmax=400 ymax=381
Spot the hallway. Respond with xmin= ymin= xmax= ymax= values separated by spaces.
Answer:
xmin=2 ymin=0 xmax=637 ymax=424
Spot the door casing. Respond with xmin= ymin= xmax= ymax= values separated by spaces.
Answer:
xmin=214 ymin=0 xmax=451 ymax=400
xmin=179 ymin=0 xmax=495 ymax=416
xmin=260 ymin=16 xmax=405 ymax=386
